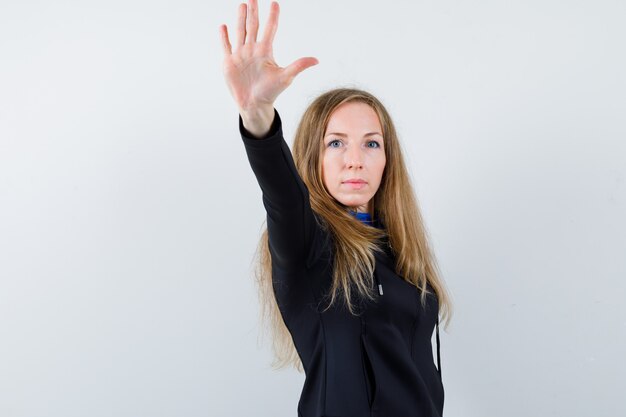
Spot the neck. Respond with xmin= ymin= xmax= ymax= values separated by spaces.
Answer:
xmin=351 ymin=202 xmax=372 ymax=214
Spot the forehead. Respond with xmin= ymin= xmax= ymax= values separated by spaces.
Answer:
xmin=324 ymin=101 xmax=382 ymax=134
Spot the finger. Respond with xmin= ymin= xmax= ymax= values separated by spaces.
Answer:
xmin=219 ymin=25 xmax=232 ymax=56
xmin=260 ymin=1 xmax=279 ymax=46
xmin=245 ymin=0 xmax=259 ymax=44
xmin=282 ymin=57 xmax=319 ymax=83
xmin=235 ymin=3 xmax=247 ymax=48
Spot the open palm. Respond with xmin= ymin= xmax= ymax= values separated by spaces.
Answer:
xmin=219 ymin=0 xmax=318 ymax=112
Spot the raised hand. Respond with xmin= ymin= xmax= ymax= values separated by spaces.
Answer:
xmin=219 ymin=0 xmax=318 ymax=136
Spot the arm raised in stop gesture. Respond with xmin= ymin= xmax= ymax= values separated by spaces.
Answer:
xmin=219 ymin=0 xmax=319 ymax=137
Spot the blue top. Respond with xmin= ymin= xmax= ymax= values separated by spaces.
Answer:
xmin=349 ymin=210 xmax=374 ymax=226
xmin=348 ymin=210 xmax=385 ymax=229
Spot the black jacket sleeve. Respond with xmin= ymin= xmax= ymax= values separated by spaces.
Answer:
xmin=239 ymin=108 xmax=323 ymax=271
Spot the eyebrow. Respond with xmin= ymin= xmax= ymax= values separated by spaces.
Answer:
xmin=325 ymin=132 xmax=383 ymax=138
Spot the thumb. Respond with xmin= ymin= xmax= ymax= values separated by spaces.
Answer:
xmin=282 ymin=57 xmax=319 ymax=83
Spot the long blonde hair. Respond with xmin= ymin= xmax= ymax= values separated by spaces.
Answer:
xmin=253 ymin=87 xmax=453 ymax=372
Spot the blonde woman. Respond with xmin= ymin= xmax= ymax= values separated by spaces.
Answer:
xmin=219 ymin=1 xmax=453 ymax=416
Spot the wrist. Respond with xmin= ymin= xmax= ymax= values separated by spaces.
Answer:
xmin=240 ymin=105 xmax=275 ymax=139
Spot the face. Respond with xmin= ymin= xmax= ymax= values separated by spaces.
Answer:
xmin=322 ymin=101 xmax=386 ymax=214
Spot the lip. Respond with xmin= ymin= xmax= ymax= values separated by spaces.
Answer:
xmin=342 ymin=179 xmax=367 ymax=190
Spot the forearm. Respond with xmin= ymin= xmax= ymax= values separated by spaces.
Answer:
xmin=239 ymin=109 xmax=318 ymax=270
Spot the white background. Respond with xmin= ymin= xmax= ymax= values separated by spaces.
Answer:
xmin=1 ymin=0 xmax=625 ymax=416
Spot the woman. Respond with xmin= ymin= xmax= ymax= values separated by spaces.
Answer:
xmin=219 ymin=1 xmax=453 ymax=416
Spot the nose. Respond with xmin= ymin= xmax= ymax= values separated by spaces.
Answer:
xmin=345 ymin=144 xmax=363 ymax=169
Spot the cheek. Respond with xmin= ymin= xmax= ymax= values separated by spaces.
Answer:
xmin=321 ymin=157 xmax=332 ymax=189
xmin=322 ymin=155 xmax=336 ymax=180
xmin=375 ymin=157 xmax=386 ymax=181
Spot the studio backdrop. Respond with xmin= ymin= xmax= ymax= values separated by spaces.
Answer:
xmin=1 ymin=0 xmax=624 ymax=416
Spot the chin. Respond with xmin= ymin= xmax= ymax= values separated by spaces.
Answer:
xmin=338 ymin=199 xmax=370 ymax=209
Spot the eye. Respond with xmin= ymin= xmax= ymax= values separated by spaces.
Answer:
xmin=367 ymin=141 xmax=381 ymax=148
xmin=328 ymin=139 xmax=342 ymax=148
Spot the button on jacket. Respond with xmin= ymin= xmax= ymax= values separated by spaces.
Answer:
xmin=239 ymin=109 xmax=444 ymax=417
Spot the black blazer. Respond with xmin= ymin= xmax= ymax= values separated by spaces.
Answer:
xmin=240 ymin=109 xmax=444 ymax=417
